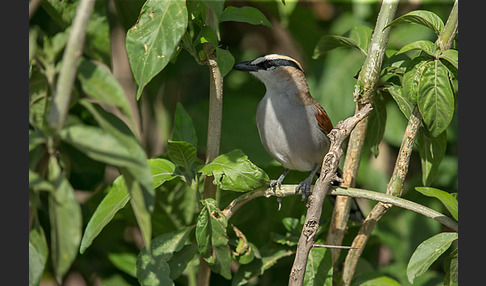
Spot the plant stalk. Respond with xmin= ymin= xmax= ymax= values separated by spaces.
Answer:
xmin=47 ymin=0 xmax=96 ymax=132
xmin=326 ymin=0 xmax=399 ymax=267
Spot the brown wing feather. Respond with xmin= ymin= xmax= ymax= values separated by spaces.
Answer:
xmin=315 ymin=104 xmax=333 ymax=134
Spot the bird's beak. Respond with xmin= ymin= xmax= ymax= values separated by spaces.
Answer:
xmin=233 ymin=60 xmax=259 ymax=72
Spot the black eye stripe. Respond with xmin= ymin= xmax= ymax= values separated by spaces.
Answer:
xmin=256 ymin=59 xmax=303 ymax=72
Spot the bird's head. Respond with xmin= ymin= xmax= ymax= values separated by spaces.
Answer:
xmin=233 ymin=54 xmax=306 ymax=90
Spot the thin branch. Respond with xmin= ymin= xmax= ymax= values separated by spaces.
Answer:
xmin=288 ymin=104 xmax=373 ymax=286
xmin=198 ymin=6 xmax=224 ymax=286
xmin=221 ymin=185 xmax=457 ymax=232
xmin=47 ymin=0 xmax=96 ymax=132
xmin=326 ymin=0 xmax=399 ymax=266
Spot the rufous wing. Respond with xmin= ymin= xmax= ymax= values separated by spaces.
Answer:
xmin=315 ymin=104 xmax=333 ymax=134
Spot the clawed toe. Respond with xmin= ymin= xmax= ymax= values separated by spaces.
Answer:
xmin=295 ymin=180 xmax=312 ymax=201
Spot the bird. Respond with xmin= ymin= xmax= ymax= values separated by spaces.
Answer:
xmin=233 ymin=54 xmax=334 ymax=201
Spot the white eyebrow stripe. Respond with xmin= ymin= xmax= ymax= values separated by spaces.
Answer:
xmin=250 ymin=54 xmax=303 ymax=71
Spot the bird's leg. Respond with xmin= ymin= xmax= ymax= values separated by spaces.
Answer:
xmin=296 ymin=165 xmax=320 ymax=201
xmin=270 ymin=169 xmax=290 ymax=188
xmin=270 ymin=169 xmax=289 ymax=211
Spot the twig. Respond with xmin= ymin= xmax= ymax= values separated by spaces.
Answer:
xmin=288 ymin=104 xmax=373 ymax=286
xmin=221 ymin=186 xmax=457 ymax=232
xmin=313 ymin=244 xmax=358 ymax=250
xmin=47 ymin=0 xmax=96 ymax=132
xmin=326 ymin=0 xmax=399 ymax=266
xmin=198 ymin=6 xmax=224 ymax=286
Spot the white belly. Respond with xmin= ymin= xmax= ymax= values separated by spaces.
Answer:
xmin=256 ymin=95 xmax=330 ymax=172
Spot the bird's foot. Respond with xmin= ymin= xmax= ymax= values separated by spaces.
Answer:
xmin=295 ymin=177 xmax=313 ymax=201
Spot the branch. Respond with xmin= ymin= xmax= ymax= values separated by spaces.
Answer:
xmin=198 ymin=6 xmax=224 ymax=286
xmin=221 ymin=186 xmax=457 ymax=232
xmin=288 ymin=104 xmax=373 ymax=286
xmin=47 ymin=0 xmax=96 ymax=132
xmin=341 ymin=2 xmax=459 ymax=283
xmin=326 ymin=0 xmax=399 ymax=265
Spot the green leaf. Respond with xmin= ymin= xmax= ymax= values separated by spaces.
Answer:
xmin=108 ymin=252 xmax=137 ymax=278
xmin=80 ymin=176 xmax=130 ymax=253
xmin=364 ymin=92 xmax=386 ymax=157
xmin=417 ymin=60 xmax=455 ymax=136
xmin=439 ymin=49 xmax=458 ymax=70
xmin=231 ymin=226 xmax=254 ymax=265
xmin=47 ymin=156 xmax=82 ymax=282
xmin=216 ymin=47 xmax=235 ymax=77
xmin=385 ymin=84 xmax=414 ymax=120
xmin=397 ymin=40 xmax=438 ymax=58
xmin=415 ymin=187 xmax=458 ymax=221
xmin=199 ymin=149 xmax=269 ymax=192
xmin=137 ymin=227 xmax=192 ymax=286
xmin=168 ymin=244 xmax=198 ymax=280
xmin=167 ymin=140 xmax=197 ymax=181
xmin=348 ymin=25 xmax=374 ymax=55
xmin=444 ymin=247 xmax=458 ymax=286
xmin=196 ymin=199 xmax=232 ymax=279
xmin=172 ymin=103 xmax=197 ymax=147
xmin=80 ymin=159 xmax=177 ymax=254
xmin=77 ymin=58 xmax=134 ymax=125
xmin=313 ymin=35 xmax=366 ymax=59
xmin=219 ymin=6 xmax=272 ymax=29
xmin=232 ymin=248 xmax=294 ymax=286
xmin=386 ymin=10 xmax=445 ymax=36
xmin=126 ymin=0 xmax=188 ymax=100
xmin=80 ymin=101 xmax=155 ymax=248
xmin=303 ymin=246 xmax=332 ymax=286
xmin=60 ymin=124 xmax=142 ymax=169
xmin=416 ymin=127 xmax=447 ymax=186
xmin=402 ymin=57 xmax=429 ymax=103
xmin=359 ymin=276 xmax=401 ymax=286
xmin=29 ymin=223 xmax=48 ymax=286
xmin=407 ymin=232 xmax=458 ymax=284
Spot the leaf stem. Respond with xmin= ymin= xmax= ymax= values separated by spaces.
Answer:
xmin=47 ymin=0 xmax=96 ymax=132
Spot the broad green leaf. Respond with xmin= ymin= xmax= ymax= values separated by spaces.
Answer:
xmin=80 ymin=100 xmax=155 ymax=248
xmin=149 ymin=158 xmax=178 ymax=189
xmin=385 ymin=84 xmax=414 ymax=120
xmin=199 ymin=149 xmax=269 ymax=192
xmin=196 ymin=199 xmax=232 ymax=279
xmin=137 ymin=227 xmax=192 ymax=286
xmin=172 ymin=103 xmax=197 ymax=147
xmin=444 ymin=247 xmax=458 ymax=286
xmin=348 ymin=25 xmax=374 ymax=55
xmin=402 ymin=57 xmax=429 ymax=103
xmin=47 ymin=156 xmax=82 ymax=282
xmin=216 ymin=47 xmax=235 ymax=77
xmin=126 ymin=0 xmax=188 ymax=99
xmin=364 ymin=92 xmax=386 ymax=157
xmin=80 ymin=176 xmax=130 ymax=254
xmin=219 ymin=6 xmax=272 ymax=29
xmin=386 ymin=10 xmax=445 ymax=36
xmin=167 ymin=140 xmax=197 ymax=180
xmin=108 ymin=252 xmax=137 ymax=278
xmin=397 ymin=40 xmax=438 ymax=58
xmin=313 ymin=35 xmax=366 ymax=59
xmin=168 ymin=244 xmax=198 ymax=280
xmin=359 ymin=276 xmax=401 ymax=286
xmin=60 ymin=125 xmax=143 ymax=169
xmin=77 ymin=58 xmax=134 ymax=125
xmin=29 ymin=223 xmax=48 ymax=286
xmin=232 ymin=248 xmax=294 ymax=286
xmin=416 ymin=127 xmax=447 ymax=186
xmin=303 ymin=246 xmax=332 ymax=286
xmin=407 ymin=232 xmax=458 ymax=283
xmin=417 ymin=60 xmax=455 ymax=136
xmin=415 ymin=187 xmax=458 ymax=221
xmin=439 ymin=49 xmax=458 ymax=70
xmin=80 ymin=160 xmax=177 ymax=254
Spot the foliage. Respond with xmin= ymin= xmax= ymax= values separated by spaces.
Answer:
xmin=29 ymin=0 xmax=457 ymax=285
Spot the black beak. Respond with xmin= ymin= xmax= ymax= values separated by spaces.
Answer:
xmin=233 ymin=60 xmax=259 ymax=72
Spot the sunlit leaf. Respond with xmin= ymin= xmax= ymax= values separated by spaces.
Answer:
xmin=29 ymin=223 xmax=48 ymax=286
xmin=386 ymin=10 xmax=444 ymax=36
xmin=219 ymin=6 xmax=272 ymax=29
xmin=126 ymin=0 xmax=188 ymax=99
xmin=415 ymin=187 xmax=458 ymax=221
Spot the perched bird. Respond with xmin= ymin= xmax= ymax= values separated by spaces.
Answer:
xmin=233 ymin=54 xmax=334 ymax=200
